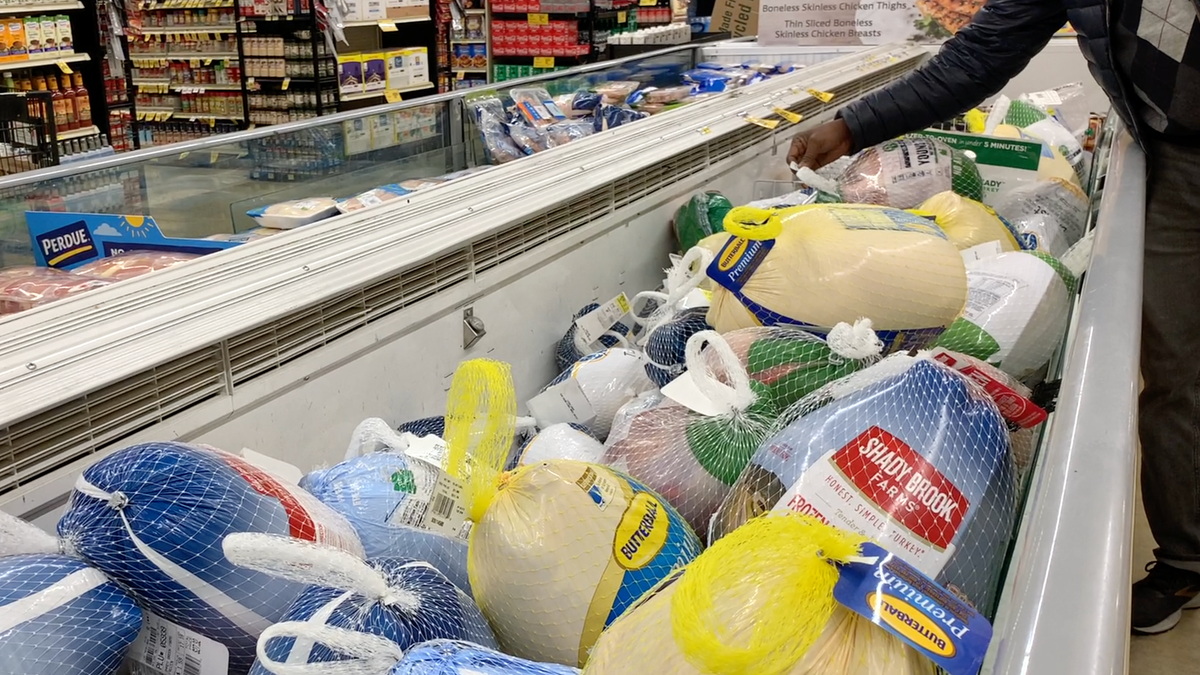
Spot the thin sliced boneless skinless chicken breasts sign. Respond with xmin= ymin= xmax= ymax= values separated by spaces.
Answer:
xmin=757 ymin=0 xmax=985 ymax=45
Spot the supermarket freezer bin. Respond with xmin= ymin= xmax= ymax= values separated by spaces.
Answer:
xmin=0 ymin=45 xmax=1143 ymax=675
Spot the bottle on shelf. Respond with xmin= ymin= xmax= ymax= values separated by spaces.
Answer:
xmin=72 ymin=73 xmax=91 ymax=128
xmin=2 ymin=72 xmax=13 ymax=92
xmin=60 ymin=74 xmax=78 ymax=130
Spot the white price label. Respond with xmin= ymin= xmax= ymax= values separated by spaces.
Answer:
xmin=527 ymin=377 xmax=596 ymax=428
xmin=403 ymin=433 xmax=449 ymax=468
xmin=1025 ymin=89 xmax=1063 ymax=107
xmin=125 ymin=611 xmax=228 ymax=675
xmin=661 ymin=369 xmax=728 ymax=417
xmin=960 ymin=240 xmax=1003 ymax=264
xmin=422 ymin=471 xmax=467 ymax=538
xmin=573 ymin=292 xmax=631 ymax=347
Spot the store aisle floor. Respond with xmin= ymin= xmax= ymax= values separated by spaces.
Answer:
xmin=1129 ymin=484 xmax=1200 ymax=673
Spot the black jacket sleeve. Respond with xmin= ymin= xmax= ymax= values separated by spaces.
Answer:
xmin=839 ymin=0 xmax=1069 ymax=152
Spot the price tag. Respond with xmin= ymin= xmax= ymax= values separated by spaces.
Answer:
xmin=210 ymin=151 xmax=219 ymax=163
xmin=527 ymin=12 xmax=548 ymax=24
xmin=573 ymin=292 xmax=631 ymax=346
xmin=639 ymin=0 xmax=656 ymax=6
xmin=385 ymin=89 xmax=403 ymax=102
xmin=56 ymin=61 xmax=72 ymax=74
xmin=281 ymin=76 xmax=290 ymax=90
xmin=124 ymin=611 xmax=229 ymax=675
xmin=527 ymin=377 xmax=597 ymax=429
xmin=179 ymin=151 xmax=189 ymax=159
xmin=744 ymin=116 xmax=780 ymax=130
xmin=533 ymin=56 xmax=554 ymax=68
xmin=378 ymin=19 xmax=397 ymax=30
xmin=773 ymin=107 xmax=802 ymax=124
xmin=456 ymin=70 xmax=465 ymax=80
xmin=807 ymin=88 xmax=835 ymax=103
xmin=203 ymin=59 xmax=212 ymax=65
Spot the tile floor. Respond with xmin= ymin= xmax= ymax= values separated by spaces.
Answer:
xmin=1130 ymin=485 xmax=1200 ymax=673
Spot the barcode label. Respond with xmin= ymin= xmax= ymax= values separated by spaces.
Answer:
xmin=420 ymin=471 xmax=468 ymax=538
xmin=431 ymin=492 xmax=454 ymax=519
xmin=573 ymin=292 xmax=631 ymax=347
xmin=123 ymin=611 xmax=228 ymax=675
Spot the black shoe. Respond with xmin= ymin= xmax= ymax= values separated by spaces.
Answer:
xmin=1132 ymin=561 xmax=1200 ymax=635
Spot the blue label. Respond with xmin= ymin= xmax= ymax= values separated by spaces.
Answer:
xmin=833 ymin=542 xmax=991 ymax=675
xmin=706 ymin=236 xmax=774 ymax=294
xmin=34 ymin=220 xmax=98 ymax=268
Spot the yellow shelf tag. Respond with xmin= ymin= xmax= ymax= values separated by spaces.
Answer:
xmin=378 ymin=19 xmax=397 ymax=31
xmin=773 ymin=107 xmax=802 ymax=124
xmin=56 ymin=61 xmax=72 ymax=74
xmin=527 ymin=12 xmax=548 ymax=24
xmin=190 ymin=58 xmax=200 ymax=67
xmin=639 ymin=0 xmax=656 ymax=7
xmin=385 ymin=89 xmax=403 ymax=102
xmin=179 ymin=151 xmax=189 ymax=159
xmin=744 ymin=116 xmax=780 ymax=130
xmin=282 ymin=76 xmax=290 ymax=90
xmin=203 ymin=59 xmax=212 ymax=65
xmin=617 ymin=10 xmax=626 ymax=21
xmin=807 ymin=88 xmax=834 ymax=103
xmin=533 ymin=56 xmax=554 ymax=68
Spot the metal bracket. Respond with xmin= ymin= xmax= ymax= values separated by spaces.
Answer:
xmin=462 ymin=307 xmax=486 ymax=349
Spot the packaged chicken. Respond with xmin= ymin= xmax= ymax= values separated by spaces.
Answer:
xmin=247 ymin=197 xmax=340 ymax=229
xmin=0 ymin=266 xmax=112 ymax=315
xmin=73 ymin=252 xmax=200 ymax=281
xmin=593 ymin=81 xmax=639 ymax=105
xmin=337 ymin=184 xmax=412 ymax=213
xmin=511 ymin=87 xmax=568 ymax=127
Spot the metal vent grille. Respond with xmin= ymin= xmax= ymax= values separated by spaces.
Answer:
xmin=0 ymin=56 xmax=924 ymax=500
xmin=0 ymin=345 xmax=224 ymax=493
xmin=229 ymin=250 xmax=471 ymax=386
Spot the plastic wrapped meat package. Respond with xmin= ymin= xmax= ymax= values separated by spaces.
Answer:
xmin=632 ymin=247 xmax=714 ymax=386
xmin=555 ymin=303 xmax=631 ymax=373
xmin=603 ymin=325 xmax=879 ymax=539
xmin=338 ymin=184 xmax=412 ymax=214
xmin=0 ymin=266 xmax=112 ymax=315
xmin=701 ymin=203 xmax=968 ymax=355
xmin=511 ymin=88 xmax=567 ymax=127
xmin=471 ymin=97 xmax=523 ymax=164
xmin=709 ymin=353 xmax=1018 ymax=613
xmin=838 ymin=137 xmax=985 ymax=208
xmin=56 ymin=441 xmax=365 ymax=672
xmin=0 ymin=512 xmax=144 ymax=675
xmin=528 ymin=348 xmax=657 ymax=441
xmin=986 ymin=95 xmax=1086 ymax=185
xmin=72 ymin=251 xmax=201 ymax=281
xmin=916 ymin=191 xmax=1021 ymax=252
xmin=546 ymin=120 xmax=595 ymax=148
xmin=585 ymin=513 xmax=937 ymax=675
xmin=673 ymin=190 xmax=733 ymax=252
xmin=992 ymin=178 xmax=1089 ymax=256
xmin=247 ymin=197 xmax=341 ymax=229
xmin=507 ymin=123 xmax=552 ymax=155
xmin=593 ymin=81 xmax=639 ymax=106
xmin=393 ymin=640 xmax=581 ymax=674
xmin=221 ymin=534 xmax=496 ymax=675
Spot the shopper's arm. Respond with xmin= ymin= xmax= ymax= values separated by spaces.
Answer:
xmin=790 ymin=0 xmax=1067 ymax=167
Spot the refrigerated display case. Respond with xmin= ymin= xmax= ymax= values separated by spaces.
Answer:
xmin=0 ymin=40 xmax=1144 ymax=675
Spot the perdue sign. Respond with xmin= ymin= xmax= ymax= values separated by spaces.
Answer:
xmin=708 ymin=0 xmax=758 ymax=37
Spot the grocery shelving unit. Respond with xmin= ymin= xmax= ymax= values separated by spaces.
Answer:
xmin=236 ymin=5 xmax=337 ymax=126
xmin=333 ymin=10 xmax=438 ymax=108
xmin=487 ymin=0 xmax=634 ymax=83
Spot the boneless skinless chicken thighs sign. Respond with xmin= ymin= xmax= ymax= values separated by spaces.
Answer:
xmin=757 ymin=0 xmax=986 ymax=45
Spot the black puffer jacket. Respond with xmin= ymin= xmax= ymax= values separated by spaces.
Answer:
xmin=839 ymin=0 xmax=1140 ymax=152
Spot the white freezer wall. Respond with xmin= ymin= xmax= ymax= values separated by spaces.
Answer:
xmin=191 ymin=139 xmax=779 ymax=471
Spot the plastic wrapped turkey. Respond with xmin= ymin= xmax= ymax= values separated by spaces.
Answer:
xmin=992 ymin=179 xmax=1089 ymax=256
xmin=555 ymin=303 xmax=632 ymax=373
xmin=584 ymin=513 xmax=937 ymax=675
xmin=221 ymin=534 xmax=495 ymax=675
xmin=700 ymin=203 xmax=968 ymax=353
xmin=632 ymin=248 xmax=714 ymax=387
xmin=838 ymin=136 xmax=985 ymax=208
xmin=392 ymin=640 xmax=581 ymax=675
xmin=710 ymin=353 xmax=1017 ymax=612
xmin=917 ymin=191 xmax=1021 ymax=252
xmin=602 ymin=326 xmax=881 ymax=537
xmin=935 ymin=250 xmax=1078 ymax=382
xmin=57 ymin=441 xmax=365 ymax=672
xmin=529 ymin=348 xmax=657 ymax=441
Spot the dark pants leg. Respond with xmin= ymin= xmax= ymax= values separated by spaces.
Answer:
xmin=1140 ymin=137 xmax=1200 ymax=572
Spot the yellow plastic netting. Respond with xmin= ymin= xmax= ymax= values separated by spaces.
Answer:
xmin=584 ymin=513 xmax=936 ymax=675
xmin=443 ymin=358 xmax=517 ymax=522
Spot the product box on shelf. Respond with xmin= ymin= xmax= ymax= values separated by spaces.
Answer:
xmin=22 ymin=17 xmax=40 ymax=55
xmin=338 ymin=54 xmax=364 ymax=95
xmin=386 ymin=47 xmax=428 ymax=88
xmin=342 ymin=117 xmax=372 ymax=154
xmin=363 ymin=52 xmax=387 ymax=92
xmin=25 ymin=212 xmax=238 ymax=270
xmin=369 ymin=111 xmax=394 ymax=149
xmin=40 ymin=15 xmax=57 ymax=52
xmin=386 ymin=0 xmax=428 ymax=19
xmin=365 ymin=0 xmax=387 ymax=20
xmin=2 ymin=18 xmax=26 ymax=62
xmin=343 ymin=0 xmax=365 ymax=21
xmin=55 ymin=14 xmax=71 ymax=53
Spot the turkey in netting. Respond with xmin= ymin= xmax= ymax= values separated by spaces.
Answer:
xmin=710 ymin=355 xmax=1016 ymax=612
xmin=700 ymin=203 xmax=967 ymax=354
xmin=838 ymin=136 xmax=984 ymax=208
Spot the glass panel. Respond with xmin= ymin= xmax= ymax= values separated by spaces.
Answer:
xmin=0 ymin=41 xmax=723 ymax=268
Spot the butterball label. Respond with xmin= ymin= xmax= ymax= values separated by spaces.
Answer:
xmin=614 ymin=492 xmax=669 ymax=570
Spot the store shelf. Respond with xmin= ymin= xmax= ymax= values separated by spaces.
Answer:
xmin=0 ymin=1 xmax=83 ymax=14
xmin=142 ymin=0 xmax=235 ymax=7
xmin=452 ymin=39 xmax=487 ymax=44
xmin=137 ymin=26 xmax=237 ymax=34
xmin=3 ymin=52 xmax=89 ymax=70
xmin=165 ymin=52 xmax=240 ymax=60
xmin=132 ymin=79 xmax=172 ymax=87
xmin=342 ymin=16 xmax=429 ymax=27
xmin=340 ymin=82 xmax=434 ymax=101
xmin=452 ymin=68 xmax=488 ymax=73
xmin=171 ymin=83 xmax=243 ymax=91
xmin=465 ymin=7 xmax=487 ymax=13
xmin=56 ymin=125 xmax=100 ymax=140
xmin=179 ymin=112 xmax=242 ymax=120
